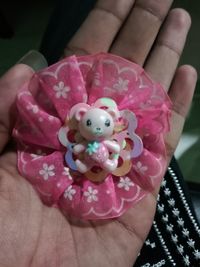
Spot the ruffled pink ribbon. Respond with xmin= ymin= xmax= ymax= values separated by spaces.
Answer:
xmin=13 ymin=53 xmax=171 ymax=220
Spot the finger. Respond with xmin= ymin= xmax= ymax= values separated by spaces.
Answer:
xmin=165 ymin=65 xmax=197 ymax=162
xmin=0 ymin=64 xmax=34 ymax=153
xmin=64 ymin=0 xmax=135 ymax=56
xmin=110 ymin=0 xmax=173 ymax=65
xmin=145 ymin=9 xmax=191 ymax=90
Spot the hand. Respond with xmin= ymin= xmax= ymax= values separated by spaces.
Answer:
xmin=0 ymin=1 xmax=197 ymax=266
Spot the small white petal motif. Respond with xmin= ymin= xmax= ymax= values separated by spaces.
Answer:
xmin=145 ymin=240 xmax=150 ymax=246
xmin=113 ymin=77 xmax=129 ymax=92
xmin=31 ymin=149 xmax=46 ymax=159
xmin=26 ymin=104 xmax=39 ymax=114
xmin=39 ymin=163 xmax=55 ymax=180
xmin=157 ymin=204 xmax=164 ymax=213
xmin=145 ymin=239 xmax=156 ymax=249
xmin=171 ymin=234 xmax=178 ymax=243
xmin=53 ymin=81 xmax=70 ymax=99
xmin=166 ymin=224 xmax=174 ymax=232
xmin=62 ymin=167 xmax=73 ymax=180
xmin=134 ymin=161 xmax=148 ymax=175
xmin=177 ymin=217 xmax=185 ymax=227
xmin=193 ymin=249 xmax=200 ymax=260
xmin=182 ymin=228 xmax=190 ymax=237
xmin=172 ymin=208 xmax=180 ymax=217
xmin=177 ymin=245 xmax=184 ymax=255
xmin=168 ymin=198 xmax=175 ymax=207
xmin=64 ymin=185 xmax=76 ymax=200
xmin=117 ymin=177 xmax=134 ymax=191
xmin=164 ymin=188 xmax=171 ymax=196
xmin=161 ymin=214 xmax=169 ymax=223
xmin=187 ymin=239 xmax=195 ymax=248
xmin=183 ymin=255 xmax=190 ymax=266
xmin=84 ymin=186 xmax=98 ymax=203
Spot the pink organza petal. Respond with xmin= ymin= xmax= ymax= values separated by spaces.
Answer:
xmin=13 ymin=88 xmax=62 ymax=150
xmin=18 ymin=148 xmax=72 ymax=205
xmin=78 ymin=53 xmax=142 ymax=105
xmin=77 ymin=53 xmax=171 ymax=134
xmin=58 ymin=175 xmax=146 ymax=220
xmin=38 ymin=55 xmax=88 ymax=122
xmin=27 ymin=74 xmax=58 ymax=117
xmin=14 ymin=53 xmax=172 ymax=220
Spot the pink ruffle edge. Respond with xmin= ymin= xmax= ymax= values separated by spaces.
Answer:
xmin=13 ymin=53 xmax=171 ymax=220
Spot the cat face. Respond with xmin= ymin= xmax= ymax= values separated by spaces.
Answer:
xmin=77 ymin=108 xmax=114 ymax=140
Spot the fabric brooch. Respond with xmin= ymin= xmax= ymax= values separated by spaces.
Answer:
xmin=13 ymin=53 xmax=171 ymax=220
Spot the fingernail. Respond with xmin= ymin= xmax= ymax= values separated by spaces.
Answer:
xmin=17 ymin=50 xmax=48 ymax=71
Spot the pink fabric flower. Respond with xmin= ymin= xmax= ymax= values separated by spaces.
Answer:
xmin=13 ymin=53 xmax=171 ymax=220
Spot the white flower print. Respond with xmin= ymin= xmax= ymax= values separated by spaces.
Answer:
xmin=117 ymin=177 xmax=134 ymax=191
xmin=177 ymin=245 xmax=184 ymax=255
xmin=113 ymin=77 xmax=129 ymax=92
xmin=145 ymin=240 xmax=150 ymax=246
xmin=38 ymin=117 xmax=43 ymax=122
xmin=161 ymin=179 xmax=167 ymax=187
xmin=187 ymin=238 xmax=195 ymax=248
xmin=166 ymin=224 xmax=174 ymax=232
xmin=39 ymin=163 xmax=55 ymax=180
xmin=193 ymin=249 xmax=200 ymax=260
xmin=168 ymin=198 xmax=175 ymax=207
xmin=182 ymin=228 xmax=190 ymax=237
xmin=164 ymin=188 xmax=171 ymax=196
xmin=48 ymin=115 xmax=54 ymax=121
xmin=62 ymin=167 xmax=72 ymax=180
xmin=183 ymin=255 xmax=190 ymax=266
xmin=171 ymin=234 xmax=178 ymax=243
xmin=94 ymin=72 xmax=100 ymax=86
xmin=134 ymin=161 xmax=148 ymax=175
xmin=172 ymin=208 xmax=180 ymax=217
xmin=82 ymin=93 xmax=88 ymax=103
xmin=84 ymin=186 xmax=98 ymax=203
xmin=157 ymin=204 xmax=164 ymax=213
xmin=64 ymin=185 xmax=76 ymax=200
xmin=53 ymin=81 xmax=70 ymax=99
xmin=177 ymin=217 xmax=184 ymax=227
xmin=26 ymin=104 xmax=39 ymax=113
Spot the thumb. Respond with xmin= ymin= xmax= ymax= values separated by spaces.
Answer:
xmin=0 ymin=64 xmax=34 ymax=153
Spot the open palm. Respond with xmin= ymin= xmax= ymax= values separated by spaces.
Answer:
xmin=0 ymin=1 xmax=197 ymax=267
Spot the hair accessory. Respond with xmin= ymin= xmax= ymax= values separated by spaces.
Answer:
xmin=13 ymin=53 xmax=171 ymax=220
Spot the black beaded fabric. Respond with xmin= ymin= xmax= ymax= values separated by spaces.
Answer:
xmin=134 ymin=158 xmax=200 ymax=267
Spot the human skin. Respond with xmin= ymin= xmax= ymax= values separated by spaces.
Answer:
xmin=0 ymin=1 xmax=198 ymax=267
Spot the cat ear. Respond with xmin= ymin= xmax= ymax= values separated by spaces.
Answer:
xmin=75 ymin=107 xmax=88 ymax=121
xmin=69 ymin=103 xmax=90 ymax=121
xmin=107 ymin=108 xmax=120 ymax=120
xmin=94 ymin=98 xmax=120 ymax=120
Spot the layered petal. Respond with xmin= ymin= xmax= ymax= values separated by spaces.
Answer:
xmin=18 ymin=146 xmax=72 ymax=205
xmin=14 ymin=53 xmax=171 ymax=220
